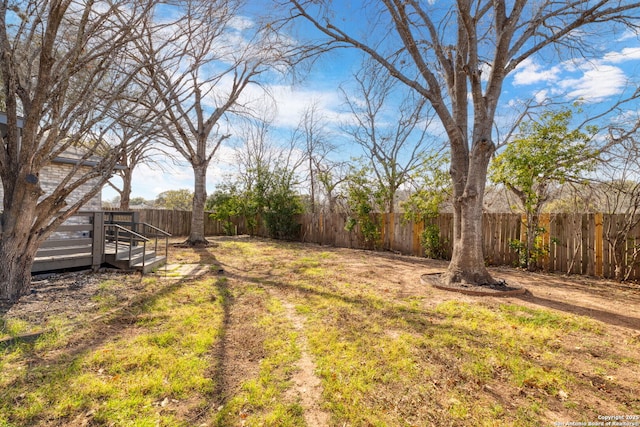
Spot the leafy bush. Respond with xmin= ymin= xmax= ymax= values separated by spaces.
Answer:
xmin=208 ymin=167 xmax=303 ymax=240
xmin=343 ymin=167 xmax=382 ymax=249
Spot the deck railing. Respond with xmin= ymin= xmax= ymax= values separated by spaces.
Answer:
xmin=33 ymin=211 xmax=170 ymax=273
xmin=103 ymin=223 xmax=150 ymax=270
xmin=140 ymin=222 xmax=171 ymax=265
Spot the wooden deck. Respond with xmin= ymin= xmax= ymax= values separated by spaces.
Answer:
xmin=33 ymin=211 xmax=169 ymax=274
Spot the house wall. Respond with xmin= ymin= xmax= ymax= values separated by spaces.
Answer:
xmin=0 ymin=162 xmax=102 ymax=212
xmin=1 ymin=114 xmax=102 ymax=212
xmin=39 ymin=162 xmax=102 ymax=211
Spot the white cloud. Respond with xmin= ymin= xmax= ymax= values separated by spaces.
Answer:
xmin=261 ymin=84 xmax=347 ymax=129
xmin=134 ymin=163 xmax=193 ymax=199
xmin=617 ymin=29 xmax=639 ymax=42
xmin=511 ymin=47 xmax=636 ymax=103
xmin=229 ymin=15 xmax=254 ymax=32
xmin=534 ymin=89 xmax=549 ymax=104
xmin=603 ymin=47 xmax=640 ymax=63
xmin=512 ymin=58 xmax=562 ymax=86
xmin=558 ymin=64 xmax=627 ymax=101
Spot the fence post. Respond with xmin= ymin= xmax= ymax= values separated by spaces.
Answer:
xmin=413 ymin=220 xmax=424 ymax=257
xmin=595 ymin=212 xmax=603 ymax=277
xmin=92 ymin=211 xmax=105 ymax=269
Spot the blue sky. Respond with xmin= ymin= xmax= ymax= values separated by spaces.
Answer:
xmin=102 ymin=3 xmax=640 ymax=203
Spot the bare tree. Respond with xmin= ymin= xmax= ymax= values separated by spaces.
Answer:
xmin=104 ymin=100 xmax=176 ymax=210
xmin=232 ymin=108 xmax=306 ymax=192
xmin=210 ymin=113 xmax=306 ymax=236
xmin=342 ymin=59 xmax=438 ymax=249
xmin=292 ymin=101 xmax=335 ymax=213
xmin=233 ymin=112 xmax=289 ymax=191
xmin=0 ymin=0 xmax=156 ymax=302
xmin=596 ymin=131 xmax=640 ymax=281
xmin=315 ymin=159 xmax=349 ymax=214
xmin=285 ymin=0 xmax=640 ymax=286
xmin=136 ymin=0 xmax=293 ymax=245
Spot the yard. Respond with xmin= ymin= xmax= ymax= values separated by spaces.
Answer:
xmin=1 ymin=236 xmax=639 ymax=426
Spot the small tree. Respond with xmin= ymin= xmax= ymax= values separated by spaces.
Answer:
xmin=315 ymin=159 xmax=349 ymax=214
xmin=209 ymin=166 xmax=303 ymax=239
xmin=490 ymin=108 xmax=598 ymax=270
xmin=595 ymin=132 xmax=640 ymax=281
xmin=292 ymin=101 xmax=336 ymax=214
xmin=103 ymin=92 xmax=180 ymax=211
xmin=341 ymin=59 xmax=437 ymax=250
xmin=255 ymin=166 xmax=304 ymax=240
xmin=207 ymin=183 xmax=253 ymax=235
xmin=105 ymin=100 xmax=174 ymax=210
xmin=343 ymin=165 xmax=383 ymax=250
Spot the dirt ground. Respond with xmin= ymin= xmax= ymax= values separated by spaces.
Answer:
xmin=2 ymin=237 xmax=640 ymax=426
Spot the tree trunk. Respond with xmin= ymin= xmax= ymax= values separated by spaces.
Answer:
xmin=384 ymin=193 xmax=394 ymax=251
xmin=0 ymin=238 xmax=38 ymax=303
xmin=119 ymin=168 xmax=133 ymax=210
xmin=187 ymin=163 xmax=208 ymax=245
xmin=525 ymin=214 xmax=539 ymax=271
xmin=613 ymin=233 xmax=626 ymax=282
xmin=442 ymin=139 xmax=497 ymax=286
xmin=328 ymin=190 xmax=335 ymax=214
xmin=309 ymin=157 xmax=315 ymax=214
xmin=0 ymin=198 xmax=41 ymax=303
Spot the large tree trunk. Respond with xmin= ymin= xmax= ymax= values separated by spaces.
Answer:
xmin=119 ymin=168 xmax=133 ymax=210
xmin=442 ymin=138 xmax=497 ymax=286
xmin=0 ymin=197 xmax=41 ymax=303
xmin=0 ymin=237 xmax=38 ymax=303
xmin=187 ymin=163 xmax=208 ymax=245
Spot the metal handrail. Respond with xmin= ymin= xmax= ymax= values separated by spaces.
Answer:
xmin=104 ymin=223 xmax=150 ymax=271
xmin=141 ymin=222 xmax=171 ymax=236
xmin=140 ymin=222 xmax=171 ymax=268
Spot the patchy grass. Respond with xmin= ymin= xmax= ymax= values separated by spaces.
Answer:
xmin=1 ymin=236 xmax=639 ymax=426
xmin=1 ymin=276 xmax=225 ymax=426
xmin=213 ymin=239 xmax=640 ymax=426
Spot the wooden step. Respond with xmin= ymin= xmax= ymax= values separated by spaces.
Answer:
xmin=131 ymin=255 xmax=167 ymax=274
xmin=104 ymin=249 xmax=166 ymax=273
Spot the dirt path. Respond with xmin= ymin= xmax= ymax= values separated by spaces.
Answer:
xmin=281 ymin=300 xmax=331 ymax=427
xmin=211 ymin=279 xmax=267 ymax=407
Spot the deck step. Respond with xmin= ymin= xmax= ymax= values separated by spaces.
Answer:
xmin=104 ymin=249 xmax=167 ymax=273
xmin=128 ymin=250 xmax=162 ymax=267
xmin=131 ymin=255 xmax=167 ymax=274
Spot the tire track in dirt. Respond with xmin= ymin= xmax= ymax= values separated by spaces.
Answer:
xmin=213 ymin=283 xmax=267 ymax=405
xmin=281 ymin=299 xmax=331 ymax=427
xmin=186 ymin=275 xmax=268 ymax=426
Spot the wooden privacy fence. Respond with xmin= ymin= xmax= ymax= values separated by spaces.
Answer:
xmin=134 ymin=209 xmax=269 ymax=237
xmin=132 ymin=209 xmax=640 ymax=280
